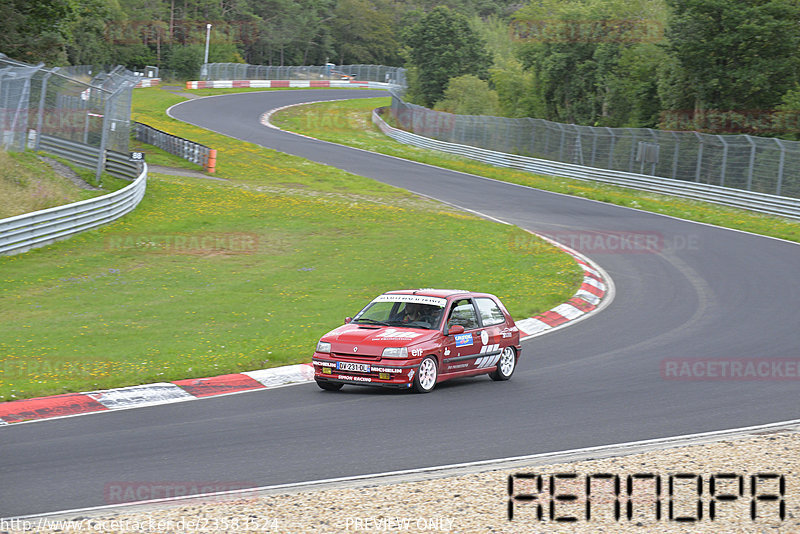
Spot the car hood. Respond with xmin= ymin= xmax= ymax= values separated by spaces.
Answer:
xmin=321 ymin=325 xmax=439 ymax=356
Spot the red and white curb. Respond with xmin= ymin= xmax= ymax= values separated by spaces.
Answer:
xmin=185 ymin=79 xmax=395 ymax=90
xmin=517 ymin=233 xmax=611 ymax=340
xmin=0 ymin=364 xmax=313 ymax=425
xmin=0 ymin=235 xmax=609 ymax=426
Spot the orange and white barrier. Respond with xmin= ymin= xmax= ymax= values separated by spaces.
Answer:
xmin=134 ymin=78 xmax=161 ymax=88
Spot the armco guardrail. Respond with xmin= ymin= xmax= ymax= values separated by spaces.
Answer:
xmin=372 ymin=108 xmax=800 ymax=220
xmin=133 ymin=122 xmax=216 ymax=173
xmin=37 ymin=135 xmax=140 ymax=180
xmin=0 ymin=163 xmax=148 ymax=256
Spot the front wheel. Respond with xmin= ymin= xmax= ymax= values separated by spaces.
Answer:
xmin=413 ymin=356 xmax=438 ymax=393
xmin=316 ymin=380 xmax=343 ymax=391
xmin=490 ymin=347 xmax=516 ymax=381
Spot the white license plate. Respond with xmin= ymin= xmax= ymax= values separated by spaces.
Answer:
xmin=337 ymin=362 xmax=371 ymax=373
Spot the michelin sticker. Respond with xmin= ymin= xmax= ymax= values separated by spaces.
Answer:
xmin=455 ymin=333 xmax=473 ymax=347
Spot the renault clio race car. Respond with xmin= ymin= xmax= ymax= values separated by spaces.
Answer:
xmin=312 ymin=289 xmax=521 ymax=393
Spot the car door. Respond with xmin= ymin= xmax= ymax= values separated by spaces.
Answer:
xmin=441 ymin=298 xmax=483 ymax=372
xmin=472 ymin=297 xmax=508 ymax=370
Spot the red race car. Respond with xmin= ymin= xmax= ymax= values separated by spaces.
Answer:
xmin=312 ymin=289 xmax=521 ymax=393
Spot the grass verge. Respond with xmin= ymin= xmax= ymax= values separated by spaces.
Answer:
xmin=271 ymin=97 xmax=800 ymax=243
xmin=0 ymin=150 xmax=125 ymax=219
xmin=0 ymin=87 xmax=581 ymax=401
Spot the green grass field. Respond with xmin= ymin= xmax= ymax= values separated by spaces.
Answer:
xmin=271 ymin=97 xmax=800 ymax=243
xmin=0 ymin=150 xmax=127 ymax=219
xmin=0 ymin=87 xmax=582 ymax=401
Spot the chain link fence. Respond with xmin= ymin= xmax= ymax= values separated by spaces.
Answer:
xmin=0 ymin=54 xmax=138 ymax=180
xmin=204 ymin=63 xmax=406 ymax=86
xmin=390 ymin=92 xmax=800 ymax=199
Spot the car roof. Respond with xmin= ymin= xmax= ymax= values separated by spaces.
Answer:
xmin=382 ymin=288 xmax=486 ymax=299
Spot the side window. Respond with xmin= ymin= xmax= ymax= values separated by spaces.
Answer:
xmin=475 ymin=297 xmax=506 ymax=326
xmin=447 ymin=299 xmax=480 ymax=330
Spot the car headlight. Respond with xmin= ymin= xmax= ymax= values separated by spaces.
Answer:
xmin=316 ymin=341 xmax=331 ymax=353
xmin=382 ymin=347 xmax=408 ymax=359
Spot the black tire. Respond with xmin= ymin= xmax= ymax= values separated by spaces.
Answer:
xmin=316 ymin=380 xmax=343 ymax=391
xmin=490 ymin=346 xmax=516 ymax=381
xmin=413 ymin=356 xmax=438 ymax=393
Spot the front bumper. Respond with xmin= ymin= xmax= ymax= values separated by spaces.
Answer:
xmin=312 ymin=356 xmax=419 ymax=388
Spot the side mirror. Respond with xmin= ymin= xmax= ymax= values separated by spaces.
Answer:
xmin=344 ymin=317 xmax=352 ymax=324
xmin=445 ymin=324 xmax=464 ymax=336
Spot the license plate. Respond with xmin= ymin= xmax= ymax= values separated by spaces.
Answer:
xmin=337 ymin=362 xmax=371 ymax=373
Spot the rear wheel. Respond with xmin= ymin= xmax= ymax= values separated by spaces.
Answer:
xmin=316 ymin=380 xmax=343 ymax=391
xmin=490 ymin=347 xmax=516 ymax=381
xmin=413 ymin=356 xmax=438 ymax=393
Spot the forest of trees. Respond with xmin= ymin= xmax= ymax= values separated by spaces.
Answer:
xmin=3 ymin=0 xmax=799 ymax=135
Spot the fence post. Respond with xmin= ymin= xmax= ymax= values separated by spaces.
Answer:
xmin=34 ymin=68 xmax=55 ymax=151
xmin=744 ymin=134 xmax=756 ymax=190
xmin=95 ymin=86 xmax=117 ymax=185
xmin=774 ymin=138 xmax=786 ymax=196
xmin=694 ymin=132 xmax=704 ymax=182
xmin=671 ymin=132 xmax=680 ymax=179
xmin=718 ymin=135 xmax=728 ymax=187
xmin=590 ymin=127 xmax=598 ymax=167
xmin=648 ymin=128 xmax=658 ymax=175
xmin=627 ymin=128 xmax=637 ymax=173
xmin=573 ymin=125 xmax=584 ymax=165
xmin=556 ymin=123 xmax=566 ymax=161
xmin=606 ymin=127 xmax=615 ymax=170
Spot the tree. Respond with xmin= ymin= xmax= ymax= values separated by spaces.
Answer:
xmin=665 ymin=0 xmax=800 ymax=113
xmin=434 ymin=74 xmax=500 ymax=115
xmin=513 ymin=0 xmax=667 ymax=126
xmin=330 ymin=0 xmax=400 ymax=65
xmin=0 ymin=0 xmax=75 ymax=64
xmin=403 ymin=6 xmax=493 ymax=106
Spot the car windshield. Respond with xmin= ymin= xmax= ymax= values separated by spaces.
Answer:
xmin=353 ymin=295 xmax=447 ymax=330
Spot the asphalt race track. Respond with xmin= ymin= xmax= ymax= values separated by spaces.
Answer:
xmin=3 ymin=89 xmax=798 ymax=517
